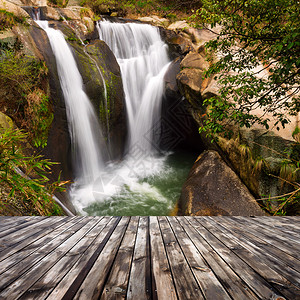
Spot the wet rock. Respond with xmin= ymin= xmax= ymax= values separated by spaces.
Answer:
xmin=178 ymin=150 xmax=267 ymax=216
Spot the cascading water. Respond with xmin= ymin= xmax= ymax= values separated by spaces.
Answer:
xmin=38 ymin=18 xmax=195 ymax=215
xmin=36 ymin=21 xmax=106 ymax=209
xmin=97 ymin=20 xmax=171 ymax=155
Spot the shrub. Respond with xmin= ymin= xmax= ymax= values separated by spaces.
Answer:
xmin=0 ymin=128 xmax=67 ymax=215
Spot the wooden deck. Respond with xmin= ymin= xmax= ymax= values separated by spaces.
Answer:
xmin=0 ymin=216 xmax=299 ymax=300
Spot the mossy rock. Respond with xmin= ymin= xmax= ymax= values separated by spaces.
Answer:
xmin=0 ymin=112 xmax=14 ymax=131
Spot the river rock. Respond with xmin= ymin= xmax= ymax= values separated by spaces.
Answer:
xmin=178 ymin=150 xmax=266 ymax=216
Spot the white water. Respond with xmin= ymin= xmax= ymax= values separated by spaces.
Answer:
xmin=97 ymin=20 xmax=171 ymax=154
xmin=39 ymin=20 xmax=174 ymax=215
xmin=37 ymin=21 xmax=105 ymax=185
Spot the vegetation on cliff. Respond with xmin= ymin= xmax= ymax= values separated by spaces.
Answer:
xmin=0 ymin=128 xmax=65 ymax=215
xmin=0 ymin=10 xmax=65 ymax=215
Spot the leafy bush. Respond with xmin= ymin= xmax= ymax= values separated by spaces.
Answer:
xmin=0 ymin=49 xmax=52 ymax=148
xmin=0 ymin=128 xmax=66 ymax=215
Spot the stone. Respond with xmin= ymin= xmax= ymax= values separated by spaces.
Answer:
xmin=0 ymin=0 xmax=29 ymax=18
xmin=168 ymin=20 xmax=189 ymax=31
xmin=53 ymin=21 xmax=127 ymax=160
xmin=178 ymin=150 xmax=266 ymax=216
xmin=161 ymin=58 xmax=205 ymax=152
xmin=57 ymin=7 xmax=80 ymax=20
xmin=21 ymin=0 xmax=47 ymax=6
xmin=40 ymin=6 xmax=60 ymax=20
xmin=0 ymin=112 xmax=14 ymax=131
xmin=0 ymin=29 xmax=17 ymax=49
xmin=201 ymin=77 xmax=219 ymax=100
xmin=180 ymin=51 xmax=210 ymax=70
xmin=82 ymin=16 xmax=94 ymax=32
xmin=139 ymin=15 xmax=169 ymax=27
xmin=166 ymin=33 xmax=194 ymax=57
xmin=177 ymin=68 xmax=204 ymax=108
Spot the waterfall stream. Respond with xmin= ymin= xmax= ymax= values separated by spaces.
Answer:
xmin=38 ymin=19 xmax=195 ymax=215
xmin=97 ymin=20 xmax=171 ymax=154
xmin=37 ymin=21 xmax=105 ymax=185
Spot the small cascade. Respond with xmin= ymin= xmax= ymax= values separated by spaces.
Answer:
xmin=97 ymin=20 xmax=171 ymax=155
xmin=37 ymin=21 xmax=105 ymax=185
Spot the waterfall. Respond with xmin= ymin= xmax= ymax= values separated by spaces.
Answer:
xmin=97 ymin=20 xmax=171 ymax=155
xmin=37 ymin=21 xmax=105 ymax=184
xmin=38 ymin=19 xmax=177 ymax=215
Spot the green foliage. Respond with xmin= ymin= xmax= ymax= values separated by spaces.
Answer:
xmin=0 ymin=49 xmax=52 ymax=148
xmin=0 ymin=9 xmax=26 ymax=32
xmin=25 ymin=90 xmax=54 ymax=148
xmin=0 ymin=128 xmax=66 ymax=215
xmin=192 ymin=0 xmax=300 ymax=139
xmin=47 ymin=0 xmax=69 ymax=8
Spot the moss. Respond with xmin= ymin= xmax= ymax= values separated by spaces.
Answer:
xmin=0 ymin=10 xmax=26 ymax=32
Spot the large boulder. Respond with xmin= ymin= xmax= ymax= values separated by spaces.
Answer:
xmin=178 ymin=150 xmax=266 ymax=216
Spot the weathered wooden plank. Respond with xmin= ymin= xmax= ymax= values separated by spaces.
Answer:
xmin=248 ymin=217 xmax=300 ymax=242
xmin=158 ymin=216 xmax=204 ymax=300
xmin=0 ymin=217 xmax=101 ymax=300
xmin=149 ymin=216 xmax=177 ymax=300
xmin=0 ymin=217 xmax=77 ymax=275
xmin=215 ymin=217 xmax=300 ymax=287
xmin=0 ymin=217 xmax=69 ymax=260
xmin=189 ymin=217 xmax=283 ymax=299
xmin=269 ymin=216 xmax=300 ymax=227
xmin=168 ymin=217 xmax=231 ymax=299
xmin=200 ymin=217 xmax=300 ymax=299
xmin=0 ymin=216 xmax=47 ymax=238
xmin=100 ymin=216 xmax=139 ymax=300
xmin=19 ymin=217 xmax=111 ymax=300
xmin=127 ymin=217 xmax=152 ymax=300
xmin=47 ymin=217 xmax=121 ymax=300
xmin=232 ymin=216 xmax=300 ymax=260
xmin=0 ymin=217 xmax=90 ymax=293
xmin=0 ymin=216 xmax=30 ymax=232
xmin=179 ymin=217 xmax=259 ymax=299
xmin=0 ymin=217 xmax=68 ymax=259
xmin=72 ymin=217 xmax=130 ymax=300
